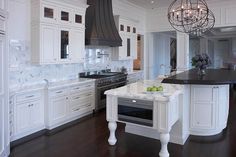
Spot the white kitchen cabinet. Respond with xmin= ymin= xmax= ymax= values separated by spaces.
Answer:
xmin=31 ymin=24 xmax=58 ymax=64
xmin=31 ymin=0 xmax=87 ymax=64
xmin=46 ymin=81 xmax=95 ymax=130
xmin=41 ymin=2 xmax=58 ymax=24
xmin=15 ymin=103 xmax=31 ymax=134
xmin=11 ymin=89 xmax=45 ymax=141
xmin=50 ymin=96 xmax=68 ymax=125
xmin=112 ymin=16 xmax=138 ymax=60
xmin=69 ymin=28 xmax=85 ymax=63
xmin=0 ymin=1 xmax=8 ymax=155
xmin=190 ymin=85 xmax=229 ymax=136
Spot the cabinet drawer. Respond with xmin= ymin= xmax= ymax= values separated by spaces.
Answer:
xmin=70 ymin=92 xmax=93 ymax=102
xmin=70 ymin=83 xmax=94 ymax=93
xmin=49 ymin=89 xmax=67 ymax=97
xmin=0 ymin=16 xmax=5 ymax=33
xmin=70 ymin=101 xmax=93 ymax=113
xmin=16 ymin=92 xmax=41 ymax=103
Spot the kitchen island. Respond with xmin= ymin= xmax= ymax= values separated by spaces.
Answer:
xmin=162 ymin=69 xmax=232 ymax=136
xmin=105 ymin=80 xmax=182 ymax=157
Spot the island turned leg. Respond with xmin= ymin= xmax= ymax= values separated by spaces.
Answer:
xmin=108 ymin=121 xmax=117 ymax=145
xmin=159 ymin=133 xmax=170 ymax=157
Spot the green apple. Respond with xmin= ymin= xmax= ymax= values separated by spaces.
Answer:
xmin=158 ymin=86 xmax=163 ymax=91
xmin=147 ymin=87 xmax=152 ymax=92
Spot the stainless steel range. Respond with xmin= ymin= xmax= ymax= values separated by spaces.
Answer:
xmin=80 ymin=70 xmax=127 ymax=111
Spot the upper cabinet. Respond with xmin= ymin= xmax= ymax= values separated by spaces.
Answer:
xmin=31 ymin=0 xmax=87 ymax=64
xmin=112 ymin=16 xmax=138 ymax=60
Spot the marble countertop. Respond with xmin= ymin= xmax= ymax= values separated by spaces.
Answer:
xmin=46 ymin=78 xmax=95 ymax=89
xmin=105 ymin=80 xmax=182 ymax=101
xmin=10 ymin=78 xmax=95 ymax=93
xmin=162 ymin=69 xmax=236 ymax=85
xmin=128 ymin=70 xmax=143 ymax=75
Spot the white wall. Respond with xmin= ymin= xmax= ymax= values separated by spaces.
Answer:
xmin=146 ymin=32 xmax=171 ymax=79
xmin=8 ymin=0 xmax=146 ymax=89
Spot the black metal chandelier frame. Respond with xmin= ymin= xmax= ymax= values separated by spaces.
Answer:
xmin=167 ymin=0 xmax=215 ymax=35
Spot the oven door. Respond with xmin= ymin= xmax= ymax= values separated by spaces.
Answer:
xmin=118 ymin=98 xmax=153 ymax=127
xmin=96 ymin=81 xmax=126 ymax=110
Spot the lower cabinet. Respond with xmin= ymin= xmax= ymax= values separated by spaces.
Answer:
xmin=11 ymin=89 xmax=44 ymax=141
xmin=46 ymin=81 xmax=95 ymax=130
xmin=190 ymin=85 xmax=229 ymax=136
xmin=49 ymin=96 xmax=68 ymax=125
xmin=11 ymin=81 xmax=95 ymax=141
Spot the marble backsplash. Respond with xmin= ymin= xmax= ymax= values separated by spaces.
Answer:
xmin=9 ymin=42 xmax=133 ymax=89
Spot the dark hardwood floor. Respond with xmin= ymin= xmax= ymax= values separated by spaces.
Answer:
xmin=10 ymin=92 xmax=236 ymax=157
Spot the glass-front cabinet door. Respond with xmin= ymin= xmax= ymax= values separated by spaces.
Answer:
xmin=60 ymin=29 xmax=70 ymax=61
xmin=59 ymin=8 xmax=72 ymax=24
xmin=41 ymin=4 xmax=57 ymax=23
xmin=73 ymin=11 xmax=84 ymax=26
xmin=127 ymin=37 xmax=131 ymax=57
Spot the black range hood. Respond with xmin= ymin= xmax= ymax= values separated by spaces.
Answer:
xmin=85 ymin=0 xmax=122 ymax=47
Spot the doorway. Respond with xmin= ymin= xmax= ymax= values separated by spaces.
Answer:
xmin=133 ymin=34 xmax=144 ymax=71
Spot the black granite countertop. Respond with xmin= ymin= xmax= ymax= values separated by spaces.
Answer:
xmin=162 ymin=69 xmax=236 ymax=85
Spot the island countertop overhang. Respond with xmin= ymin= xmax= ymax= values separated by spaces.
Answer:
xmin=105 ymin=80 xmax=182 ymax=102
xmin=162 ymin=69 xmax=236 ymax=85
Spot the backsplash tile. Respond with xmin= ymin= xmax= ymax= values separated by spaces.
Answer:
xmin=9 ymin=41 xmax=133 ymax=89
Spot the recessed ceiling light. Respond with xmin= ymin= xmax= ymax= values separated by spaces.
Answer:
xmin=151 ymin=0 xmax=154 ymax=4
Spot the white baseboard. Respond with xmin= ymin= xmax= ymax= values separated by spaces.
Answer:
xmin=125 ymin=124 xmax=189 ymax=145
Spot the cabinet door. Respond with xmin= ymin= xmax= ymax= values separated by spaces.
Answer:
xmin=0 ymin=0 xmax=5 ymax=11
xmin=59 ymin=28 xmax=70 ymax=62
xmin=0 ymin=34 xmax=6 ymax=156
xmin=69 ymin=29 xmax=85 ymax=62
xmin=0 ymin=98 xmax=4 ymax=155
xmin=59 ymin=8 xmax=72 ymax=25
xmin=74 ymin=12 xmax=83 ymax=26
xmin=51 ymin=97 xmax=67 ymax=123
xmin=131 ymin=34 xmax=138 ymax=59
xmin=41 ymin=24 xmax=58 ymax=63
xmin=29 ymin=100 xmax=42 ymax=127
xmin=41 ymin=3 xmax=58 ymax=23
xmin=119 ymin=33 xmax=127 ymax=60
xmin=190 ymin=86 xmax=217 ymax=130
xmin=15 ymin=103 xmax=31 ymax=133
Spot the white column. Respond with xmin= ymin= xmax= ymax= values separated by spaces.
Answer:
xmin=159 ymin=133 xmax=170 ymax=157
xmin=108 ymin=121 xmax=117 ymax=145
xmin=177 ymin=32 xmax=190 ymax=72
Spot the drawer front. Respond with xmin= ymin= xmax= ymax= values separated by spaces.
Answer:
xmin=118 ymin=98 xmax=153 ymax=107
xmin=70 ymin=101 xmax=93 ymax=113
xmin=16 ymin=92 xmax=41 ymax=103
xmin=0 ymin=17 xmax=5 ymax=33
xmin=70 ymin=83 xmax=94 ymax=94
xmin=49 ymin=89 xmax=68 ymax=97
xmin=70 ymin=92 xmax=93 ymax=102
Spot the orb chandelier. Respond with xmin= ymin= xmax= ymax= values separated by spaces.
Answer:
xmin=167 ymin=0 xmax=215 ymax=36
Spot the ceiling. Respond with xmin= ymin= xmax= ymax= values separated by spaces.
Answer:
xmin=127 ymin=0 xmax=232 ymax=9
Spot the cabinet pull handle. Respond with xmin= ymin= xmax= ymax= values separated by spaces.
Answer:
xmin=74 ymin=96 xmax=80 ymax=100
xmin=56 ymin=91 xmax=63 ymax=94
xmin=73 ymin=108 xmax=80 ymax=111
xmin=26 ymin=95 xmax=34 ymax=98
xmin=74 ymin=87 xmax=80 ymax=90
